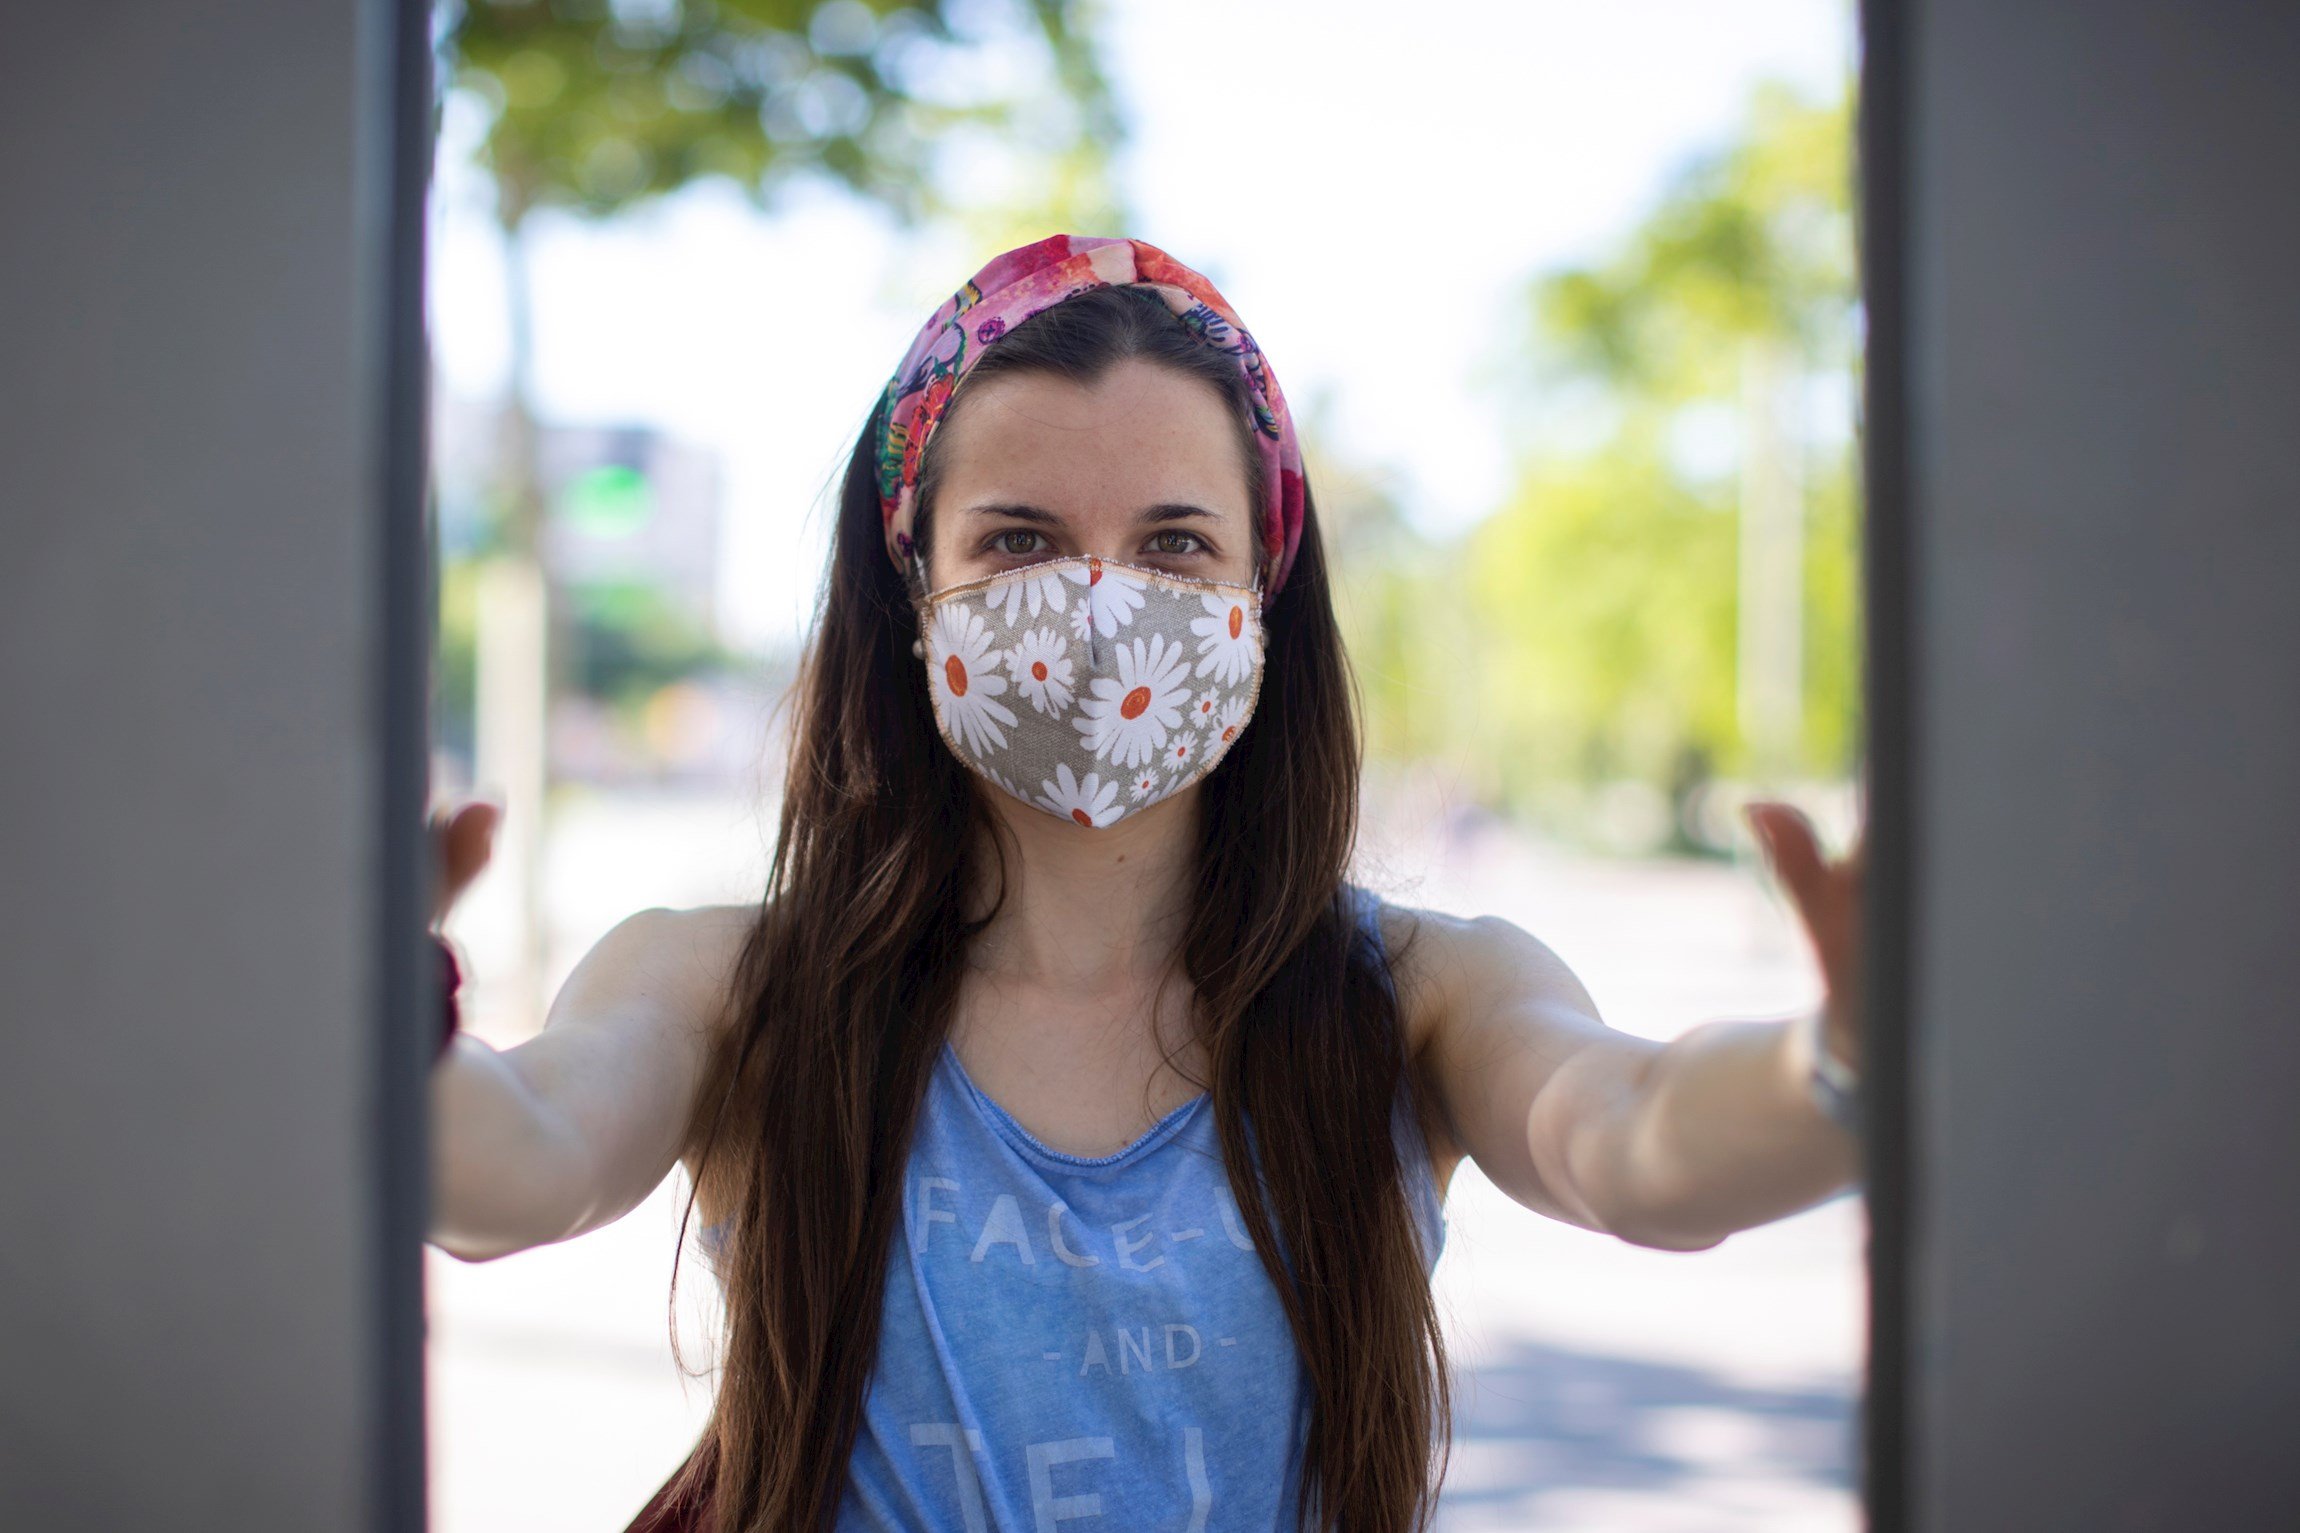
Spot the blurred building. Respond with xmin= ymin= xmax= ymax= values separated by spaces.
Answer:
xmin=432 ymin=392 xmax=725 ymax=625
xmin=431 ymin=391 xmax=773 ymax=788
xmin=541 ymin=423 xmax=724 ymax=631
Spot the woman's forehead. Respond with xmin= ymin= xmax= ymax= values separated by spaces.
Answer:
xmin=935 ymin=362 xmax=1255 ymax=523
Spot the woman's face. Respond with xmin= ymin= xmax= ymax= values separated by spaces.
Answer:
xmin=921 ymin=358 xmax=1259 ymax=592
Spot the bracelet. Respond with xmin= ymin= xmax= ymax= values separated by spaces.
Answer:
xmin=430 ymin=932 xmax=465 ymax=1064
xmin=1795 ymin=1005 xmax=1862 ymax=1138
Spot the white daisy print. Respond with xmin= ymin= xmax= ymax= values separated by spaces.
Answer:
xmin=988 ymin=566 xmax=1072 ymax=627
xmin=1003 ymin=626 xmax=1075 ymax=715
xmin=1189 ymin=688 xmax=1222 ymax=729
xmin=1191 ymin=591 xmax=1260 ymax=686
xmin=1129 ymin=770 xmax=1162 ymax=802
xmin=1067 ymin=600 xmax=1096 ymax=644
xmin=1072 ymin=632 xmax=1193 ymax=770
xmin=925 ymin=604 xmax=1017 ymax=757
xmin=1066 ymin=556 xmax=1148 ymax=637
xmin=1203 ymin=696 xmax=1252 ymax=765
xmin=1163 ymin=733 xmax=1197 ymax=774
xmin=1036 ymin=763 xmax=1123 ymax=828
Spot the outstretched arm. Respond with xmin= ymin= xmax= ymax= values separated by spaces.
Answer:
xmin=422 ymin=800 xmax=751 ymax=1262
xmin=1402 ymin=801 xmax=1863 ymax=1251
xmin=429 ymin=904 xmax=748 ymax=1262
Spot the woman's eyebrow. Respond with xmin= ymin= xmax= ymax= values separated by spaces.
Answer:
xmin=964 ymin=502 xmax=1225 ymax=524
xmin=964 ymin=502 xmax=1065 ymax=525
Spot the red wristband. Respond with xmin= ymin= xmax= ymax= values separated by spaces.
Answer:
xmin=430 ymin=932 xmax=464 ymax=1063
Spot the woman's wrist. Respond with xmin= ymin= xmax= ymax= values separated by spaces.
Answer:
xmin=1783 ymin=1004 xmax=1861 ymax=1138
xmin=429 ymin=931 xmax=465 ymax=1063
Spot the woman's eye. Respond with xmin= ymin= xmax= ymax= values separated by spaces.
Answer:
xmin=992 ymin=529 xmax=1044 ymax=557
xmin=1149 ymin=530 xmax=1205 ymax=556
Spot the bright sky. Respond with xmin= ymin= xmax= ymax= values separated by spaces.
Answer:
xmin=428 ymin=0 xmax=1855 ymax=652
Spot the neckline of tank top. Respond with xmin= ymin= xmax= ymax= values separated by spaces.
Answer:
xmin=694 ymin=1055 xmax=1209 ymax=1260
xmin=938 ymin=1038 xmax=1212 ymax=1172
xmin=698 ymin=1065 xmax=1448 ymax=1257
xmin=940 ymin=888 xmax=1384 ymax=1160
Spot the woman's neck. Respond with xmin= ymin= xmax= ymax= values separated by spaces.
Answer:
xmin=961 ymin=785 xmax=1201 ymax=995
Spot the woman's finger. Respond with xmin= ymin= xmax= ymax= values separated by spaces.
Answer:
xmin=1745 ymin=802 xmax=1830 ymax=913
xmin=1745 ymin=800 xmax=1858 ymax=981
xmin=429 ymin=800 xmax=501 ymax=926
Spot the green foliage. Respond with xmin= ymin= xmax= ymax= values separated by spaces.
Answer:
xmin=1519 ymin=79 xmax=1857 ymax=415
xmin=439 ymin=0 xmax=1123 ymax=227
xmin=1311 ymin=409 xmax=1444 ymax=765
xmin=1796 ymin=431 xmax=1863 ymax=774
xmin=429 ymin=0 xmax=1129 ymax=775
xmin=1344 ymin=75 xmax=1863 ymax=838
xmin=565 ymin=578 xmax=737 ymax=706
xmin=433 ymin=553 xmax=482 ymax=760
xmin=1467 ymin=424 xmax=1742 ymax=792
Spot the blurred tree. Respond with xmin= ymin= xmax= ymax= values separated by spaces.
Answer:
xmin=1443 ymin=76 xmax=1862 ymax=847
xmin=1301 ymin=396 xmax=1449 ymax=770
xmin=438 ymin=0 xmax=1123 ymax=597
xmin=432 ymin=0 xmax=1122 ymax=1021
xmin=565 ymin=577 xmax=738 ymax=709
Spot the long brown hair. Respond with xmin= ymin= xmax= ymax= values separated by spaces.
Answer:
xmin=662 ymin=284 xmax=1450 ymax=1530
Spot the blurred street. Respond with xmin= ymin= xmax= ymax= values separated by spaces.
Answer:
xmin=429 ymin=783 xmax=1862 ymax=1531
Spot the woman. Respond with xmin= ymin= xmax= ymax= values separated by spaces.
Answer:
xmin=427 ymin=234 xmax=1866 ymax=1532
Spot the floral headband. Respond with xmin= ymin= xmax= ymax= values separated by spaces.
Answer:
xmin=872 ymin=234 xmax=1308 ymax=597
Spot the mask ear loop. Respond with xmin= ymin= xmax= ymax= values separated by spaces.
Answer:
xmin=906 ymin=549 xmax=931 ymax=660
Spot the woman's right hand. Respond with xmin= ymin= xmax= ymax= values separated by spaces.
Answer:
xmin=429 ymin=798 xmax=501 ymax=931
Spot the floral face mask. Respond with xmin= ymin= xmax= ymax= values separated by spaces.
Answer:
xmin=915 ymin=554 xmax=1264 ymax=827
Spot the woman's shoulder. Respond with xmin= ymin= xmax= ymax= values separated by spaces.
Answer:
xmin=593 ymin=905 xmax=755 ymax=1204
xmin=1345 ymin=885 xmax=1477 ymax=1196
xmin=624 ymin=900 xmax=755 ymax=960
xmin=580 ymin=902 xmax=757 ymax=1045
xmin=1344 ymin=884 xmax=1452 ymax=1051
xmin=540 ymin=905 xmax=759 ymax=1147
xmin=1347 ymin=886 xmax=1586 ymax=1059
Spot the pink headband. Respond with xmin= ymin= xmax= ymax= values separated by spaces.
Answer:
xmin=873 ymin=234 xmax=1307 ymax=596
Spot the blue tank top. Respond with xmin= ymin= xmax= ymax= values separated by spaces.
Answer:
xmin=698 ymin=887 xmax=1446 ymax=1531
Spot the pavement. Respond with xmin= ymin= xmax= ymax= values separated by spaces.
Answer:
xmin=429 ymin=783 xmax=1863 ymax=1531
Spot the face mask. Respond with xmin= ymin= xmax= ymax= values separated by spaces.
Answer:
xmin=914 ymin=554 xmax=1265 ymax=827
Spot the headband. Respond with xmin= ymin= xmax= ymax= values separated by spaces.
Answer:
xmin=872 ymin=234 xmax=1307 ymax=597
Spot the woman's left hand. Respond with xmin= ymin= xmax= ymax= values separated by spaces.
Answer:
xmin=1742 ymin=800 xmax=1865 ymax=1074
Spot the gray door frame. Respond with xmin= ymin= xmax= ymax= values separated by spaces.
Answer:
xmin=1859 ymin=2 xmax=2300 ymax=1527
xmin=0 ymin=1 xmax=434 ymax=1527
